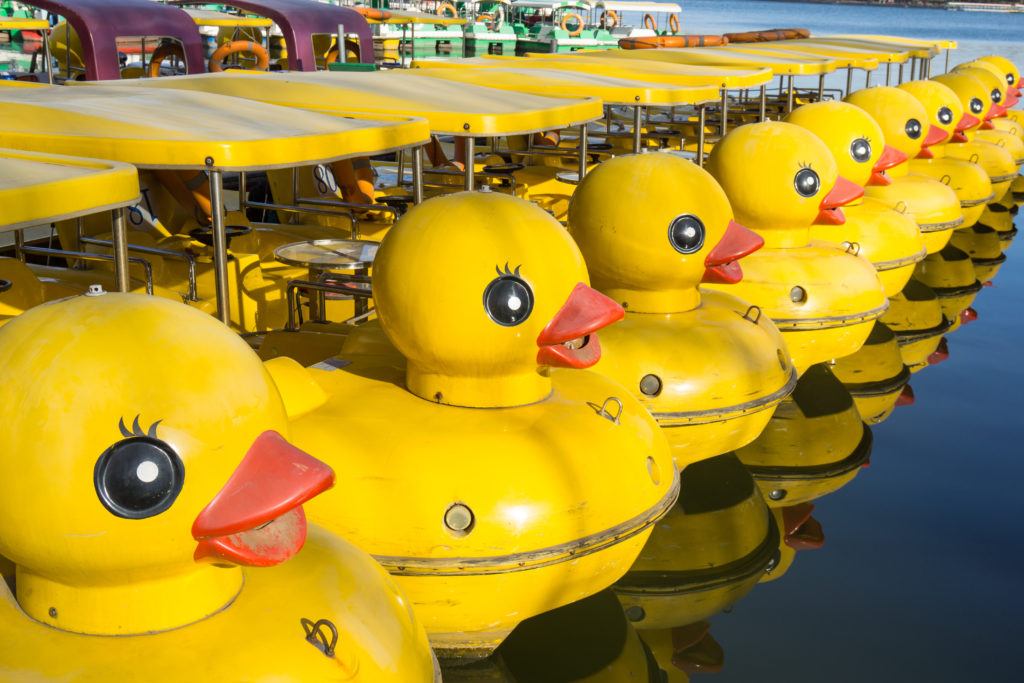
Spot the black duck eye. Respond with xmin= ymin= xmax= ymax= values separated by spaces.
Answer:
xmin=793 ymin=167 xmax=820 ymax=198
xmin=991 ymin=88 xmax=1002 ymax=104
xmin=668 ymin=214 xmax=705 ymax=254
xmin=1007 ymin=73 xmax=1015 ymax=85
xmin=850 ymin=137 xmax=871 ymax=163
xmin=94 ymin=437 xmax=184 ymax=519
xmin=483 ymin=270 xmax=533 ymax=326
xmin=938 ymin=106 xmax=954 ymax=125
xmin=970 ymin=97 xmax=984 ymax=114
xmin=905 ymin=118 xmax=922 ymax=139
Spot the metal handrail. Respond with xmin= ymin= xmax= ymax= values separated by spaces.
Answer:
xmin=286 ymin=275 xmax=373 ymax=331
xmin=20 ymin=246 xmax=154 ymax=295
xmin=243 ymin=199 xmax=359 ymax=234
xmin=78 ymin=235 xmax=199 ymax=301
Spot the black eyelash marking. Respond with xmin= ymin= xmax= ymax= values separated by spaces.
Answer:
xmin=798 ymin=161 xmax=813 ymax=169
xmin=495 ymin=263 xmax=523 ymax=278
xmin=119 ymin=415 xmax=162 ymax=439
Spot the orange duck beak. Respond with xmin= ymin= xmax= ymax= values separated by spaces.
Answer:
xmin=536 ymin=283 xmax=624 ymax=369
xmin=872 ymin=144 xmax=908 ymax=182
xmin=193 ymin=431 xmax=335 ymax=567
xmin=701 ymin=220 xmax=764 ymax=284
xmin=916 ymin=125 xmax=950 ymax=159
xmin=815 ymin=176 xmax=863 ymax=225
xmin=953 ymin=112 xmax=980 ymax=142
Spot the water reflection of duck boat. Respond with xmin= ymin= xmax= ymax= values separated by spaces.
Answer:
xmin=913 ymin=244 xmax=983 ymax=328
xmin=831 ymin=322 xmax=912 ymax=425
xmin=735 ymin=364 xmax=872 ymax=507
xmin=880 ymin=278 xmax=953 ymax=372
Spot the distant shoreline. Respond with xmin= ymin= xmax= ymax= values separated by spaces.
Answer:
xmin=757 ymin=0 xmax=1011 ymax=9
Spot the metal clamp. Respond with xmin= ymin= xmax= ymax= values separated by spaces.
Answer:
xmin=596 ymin=397 xmax=623 ymax=425
xmin=300 ymin=618 xmax=338 ymax=658
xmin=742 ymin=305 xmax=762 ymax=324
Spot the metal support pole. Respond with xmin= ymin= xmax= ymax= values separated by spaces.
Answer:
xmin=112 ymin=208 xmax=130 ymax=293
xmin=412 ymin=145 xmax=424 ymax=204
xmin=464 ymin=136 xmax=475 ymax=191
xmin=817 ymin=74 xmax=825 ymax=101
xmin=577 ymin=124 xmax=588 ymax=180
xmin=697 ymin=104 xmax=706 ymax=167
xmin=337 ymin=23 xmax=346 ymax=64
xmin=898 ymin=62 xmax=904 ymax=84
xmin=14 ymin=229 xmax=25 ymax=262
xmin=208 ymin=165 xmax=230 ymax=325
xmin=42 ymin=28 xmax=53 ymax=83
xmin=845 ymin=67 xmax=853 ymax=97
xmin=239 ymin=171 xmax=247 ymax=215
xmin=944 ymin=49 xmax=950 ymax=74
xmin=786 ymin=76 xmax=794 ymax=113
xmin=720 ymin=90 xmax=729 ymax=135
xmin=759 ymin=85 xmax=767 ymax=121
xmin=886 ymin=62 xmax=891 ymax=86
xmin=865 ymin=69 xmax=872 ymax=88
xmin=632 ymin=106 xmax=643 ymax=153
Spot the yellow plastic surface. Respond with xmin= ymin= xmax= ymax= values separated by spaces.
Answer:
xmin=184 ymin=8 xmax=273 ymax=27
xmin=0 ymin=148 xmax=139 ymax=232
xmin=375 ymin=9 xmax=467 ymax=25
xmin=722 ymin=44 xmax=880 ymax=71
xmin=410 ymin=66 xmax=721 ymax=106
xmin=600 ymin=47 xmax=839 ymax=76
xmin=2 ymin=83 xmax=430 ymax=170
xmin=795 ymin=37 xmax=930 ymax=61
xmin=825 ymin=34 xmax=956 ymax=51
xmin=0 ymin=17 xmax=49 ymax=30
xmin=96 ymin=70 xmax=601 ymax=136
xmin=433 ymin=54 xmax=775 ymax=89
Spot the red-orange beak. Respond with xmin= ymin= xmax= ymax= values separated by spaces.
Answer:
xmin=982 ymin=102 xmax=1008 ymax=128
xmin=782 ymin=503 xmax=825 ymax=550
xmin=927 ymin=337 xmax=950 ymax=366
xmin=192 ymin=431 xmax=334 ymax=567
xmin=670 ymin=622 xmax=724 ymax=675
xmin=872 ymin=144 xmax=908 ymax=183
xmin=959 ymin=306 xmax=978 ymax=325
xmin=1006 ymin=88 xmax=1020 ymax=107
xmin=536 ymin=283 xmax=623 ymax=369
xmin=814 ymin=176 xmax=863 ymax=225
xmin=701 ymin=220 xmax=763 ymax=284
xmin=896 ymin=384 xmax=915 ymax=407
xmin=916 ymin=125 xmax=949 ymax=158
xmin=953 ymin=112 xmax=980 ymax=142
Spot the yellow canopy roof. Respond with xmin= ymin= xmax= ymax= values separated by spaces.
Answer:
xmin=719 ymin=44 xmax=881 ymax=71
xmin=416 ymin=54 xmax=774 ymax=89
xmin=788 ymin=38 xmax=930 ymax=61
xmin=0 ymin=17 xmax=49 ymax=31
xmin=410 ymin=65 xmax=720 ymax=106
xmin=184 ymin=8 xmax=273 ymax=28
xmin=0 ymin=84 xmax=430 ymax=170
xmin=93 ymin=70 xmax=602 ymax=137
xmin=826 ymin=34 xmax=956 ymax=52
xmin=598 ymin=47 xmax=840 ymax=76
xmin=0 ymin=148 xmax=139 ymax=232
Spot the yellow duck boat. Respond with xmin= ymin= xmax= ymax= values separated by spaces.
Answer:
xmin=830 ymin=321 xmax=913 ymax=425
xmin=785 ymin=100 xmax=927 ymax=297
xmin=615 ymin=453 xmax=777 ymax=682
xmin=268 ymin=192 xmax=679 ymax=658
xmin=734 ymin=364 xmax=872 ymax=507
xmin=704 ymin=121 xmax=888 ymax=373
xmin=566 ymin=153 xmax=795 ymax=466
xmin=952 ymin=63 xmax=1024 ymax=164
xmin=0 ymin=147 xmax=140 ymax=324
xmin=880 ymin=278 xmax=952 ymax=372
xmin=0 ymin=293 xmax=438 ymax=681
xmin=898 ymin=79 xmax=995 ymax=229
xmin=845 ymin=85 xmax=964 ymax=254
xmin=933 ymin=69 xmax=1020 ymax=202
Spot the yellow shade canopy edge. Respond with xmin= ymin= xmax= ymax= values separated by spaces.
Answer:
xmin=80 ymin=71 xmax=603 ymax=137
xmin=5 ymin=83 xmax=432 ymax=170
xmin=0 ymin=148 xmax=140 ymax=232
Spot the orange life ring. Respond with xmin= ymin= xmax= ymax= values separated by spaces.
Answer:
xmin=533 ymin=131 xmax=560 ymax=147
xmin=618 ymin=34 xmax=727 ymax=49
xmin=723 ymin=27 xmax=810 ymax=43
xmin=208 ymin=40 xmax=270 ymax=73
xmin=643 ymin=13 xmax=657 ymax=31
xmin=668 ymin=14 xmax=680 ymax=34
xmin=436 ymin=1 xmax=458 ymax=18
xmin=147 ymin=42 xmax=185 ymax=78
xmin=599 ymin=10 xmax=618 ymax=28
xmin=561 ymin=12 xmax=584 ymax=37
xmin=353 ymin=6 xmax=390 ymax=21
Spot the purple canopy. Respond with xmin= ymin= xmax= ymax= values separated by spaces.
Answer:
xmin=186 ymin=0 xmax=374 ymax=69
xmin=30 ymin=0 xmax=206 ymax=80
